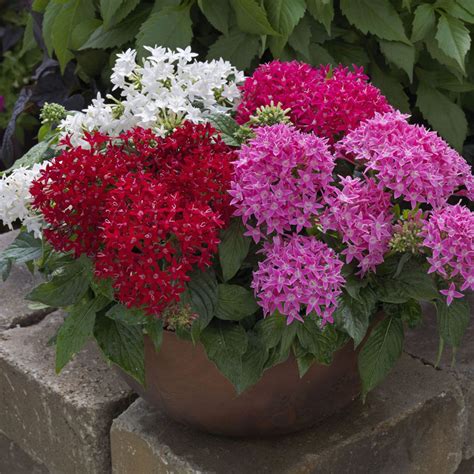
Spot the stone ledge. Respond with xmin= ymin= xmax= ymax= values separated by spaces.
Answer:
xmin=111 ymin=354 xmax=465 ymax=474
xmin=405 ymin=296 xmax=474 ymax=459
xmin=0 ymin=311 xmax=135 ymax=474
xmin=0 ymin=231 xmax=51 ymax=330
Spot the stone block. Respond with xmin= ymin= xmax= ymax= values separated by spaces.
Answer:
xmin=405 ymin=296 xmax=474 ymax=459
xmin=0 ymin=231 xmax=51 ymax=330
xmin=111 ymin=354 xmax=465 ymax=474
xmin=0 ymin=430 xmax=48 ymax=474
xmin=0 ymin=311 xmax=135 ymax=474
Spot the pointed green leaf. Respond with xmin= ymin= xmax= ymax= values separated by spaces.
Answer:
xmin=207 ymin=29 xmax=260 ymax=71
xmin=230 ymin=0 xmax=279 ymax=36
xmin=146 ymin=318 xmax=163 ymax=352
xmin=0 ymin=231 xmax=42 ymax=264
xmin=215 ymin=284 xmax=259 ymax=321
xmin=94 ymin=315 xmax=145 ymax=385
xmin=379 ymin=40 xmax=415 ymax=81
xmin=435 ymin=14 xmax=471 ymax=74
xmin=436 ymin=298 xmax=470 ymax=348
xmin=136 ymin=6 xmax=193 ymax=51
xmin=358 ymin=317 xmax=404 ymax=399
xmin=411 ymin=4 xmax=435 ymax=42
xmin=218 ymin=218 xmax=251 ymax=281
xmin=198 ymin=0 xmax=230 ymax=34
xmin=288 ymin=15 xmax=312 ymax=59
xmin=306 ymin=0 xmax=334 ymax=35
xmin=106 ymin=304 xmax=148 ymax=326
xmin=56 ymin=294 xmax=109 ymax=372
xmin=340 ymin=0 xmax=410 ymax=44
xmin=416 ymin=81 xmax=468 ymax=151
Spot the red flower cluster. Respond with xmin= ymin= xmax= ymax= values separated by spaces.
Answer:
xmin=32 ymin=122 xmax=234 ymax=314
xmin=237 ymin=61 xmax=391 ymax=142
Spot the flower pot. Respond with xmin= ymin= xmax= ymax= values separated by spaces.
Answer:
xmin=118 ymin=330 xmax=361 ymax=438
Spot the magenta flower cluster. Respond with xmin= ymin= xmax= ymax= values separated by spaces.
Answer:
xmin=252 ymin=235 xmax=345 ymax=325
xmin=338 ymin=111 xmax=474 ymax=207
xmin=237 ymin=61 xmax=391 ymax=142
xmin=422 ymin=204 xmax=474 ymax=304
xmin=229 ymin=124 xmax=335 ymax=242
xmin=321 ymin=177 xmax=393 ymax=274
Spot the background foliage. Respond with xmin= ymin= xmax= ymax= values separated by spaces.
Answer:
xmin=1 ymin=0 xmax=474 ymax=166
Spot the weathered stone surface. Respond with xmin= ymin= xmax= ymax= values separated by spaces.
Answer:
xmin=0 ymin=430 xmax=48 ymax=474
xmin=456 ymin=457 xmax=474 ymax=474
xmin=0 ymin=311 xmax=135 ymax=474
xmin=405 ymin=296 xmax=474 ymax=459
xmin=111 ymin=354 xmax=465 ymax=474
xmin=0 ymin=231 xmax=50 ymax=330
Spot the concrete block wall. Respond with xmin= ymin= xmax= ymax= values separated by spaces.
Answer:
xmin=0 ymin=231 xmax=473 ymax=473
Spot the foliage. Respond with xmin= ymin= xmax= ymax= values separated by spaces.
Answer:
xmin=20 ymin=0 xmax=474 ymax=155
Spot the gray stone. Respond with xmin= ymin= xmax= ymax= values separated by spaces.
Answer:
xmin=456 ymin=457 xmax=474 ymax=474
xmin=111 ymin=354 xmax=465 ymax=474
xmin=0 ymin=430 xmax=48 ymax=474
xmin=405 ymin=296 xmax=474 ymax=459
xmin=0 ymin=231 xmax=51 ymax=330
xmin=0 ymin=311 xmax=135 ymax=474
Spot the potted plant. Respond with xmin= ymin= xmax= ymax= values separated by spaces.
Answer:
xmin=0 ymin=48 xmax=472 ymax=437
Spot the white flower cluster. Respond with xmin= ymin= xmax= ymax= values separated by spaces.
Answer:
xmin=60 ymin=46 xmax=245 ymax=147
xmin=0 ymin=164 xmax=46 ymax=238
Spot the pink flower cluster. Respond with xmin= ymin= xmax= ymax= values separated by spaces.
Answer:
xmin=236 ymin=60 xmax=326 ymax=126
xmin=321 ymin=177 xmax=393 ymax=275
xmin=338 ymin=111 xmax=474 ymax=207
xmin=237 ymin=61 xmax=391 ymax=142
xmin=252 ymin=235 xmax=345 ymax=325
xmin=422 ymin=204 xmax=474 ymax=304
xmin=229 ymin=124 xmax=335 ymax=242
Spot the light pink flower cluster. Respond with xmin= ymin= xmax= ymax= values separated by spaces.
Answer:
xmin=236 ymin=60 xmax=326 ymax=125
xmin=237 ymin=62 xmax=391 ymax=142
xmin=321 ymin=177 xmax=393 ymax=275
xmin=422 ymin=204 xmax=474 ymax=304
xmin=338 ymin=111 xmax=473 ymax=207
xmin=229 ymin=124 xmax=335 ymax=242
xmin=252 ymin=235 xmax=345 ymax=325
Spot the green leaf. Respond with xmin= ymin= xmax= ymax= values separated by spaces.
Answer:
xmin=198 ymin=0 xmax=230 ymax=34
xmin=56 ymin=294 xmax=109 ymax=372
xmin=411 ymin=4 xmax=436 ymax=42
xmin=81 ymin=6 xmax=151 ymax=50
xmin=42 ymin=1 xmax=63 ymax=56
xmin=358 ymin=317 xmax=404 ymax=399
xmin=51 ymin=0 xmax=96 ymax=72
xmin=265 ymin=0 xmax=306 ymax=55
xmin=0 ymin=231 xmax=42 ymax=265
xmin=294 ymin=344 xmax=316 ymax=377
xmin=435 ymin=14 xmax=471 ymax=74
xmin=306 ymin=0 xmax=334 ymax=35
xmin=32 ymin=0 xmax=50 ymax=13
xmin=239 ymin=330 xmax=268 ymax=391
xmin=101 ymin=0 xmax=140 ymax=29
xmin=309 ymin=43 xmax=335 ymax=65
xmin=106 ymin=303 xmax=148 ymax=326
xmin=288 ymin=15 xmax=312 ymax=59
xmin=436 ymin=298 xmax=470 ymax=348
xmin=379 ymin=40 xmax=415 ymax=82
xmin=254 ymin=311 xmax=287 ymax=348
xmin=91 ymin=276 xmax=115 ymax=300
xmin=326 ymin=41 xmax=369 ymax=66
xmin=26 ymin=256 xmax=92 ymax=307
xmin=205 ymin=113 xmax=241 ymax=146
xmin=230 ymin=0 xmax=279 ymax=36
xmin=207 ymin=29 xmax=260 ymax=71
xmin=7 ymin=141 xmax=50 ymax=171
xmin=371 ymin=66 xmax=410 ymax=113
xmin=425 ymin=31 xmax=465 ymax=79
xmin=145 ymin=318 xmax=163 ymax=352
xmin=200 ymin=322 xmax=249 ymax=393
xmin=136 ymin=6 xmax=193 ymax=52
xmin=339 ymin=0 xmax=410 ymax=43
xmin=416 ymin=81 xmax=468 ymax=151
xmin=184 ymin=269 xmax=218 ymax=332
xmin=94 ymin=314 xmax=145 ymax=385
xmin=218 ymin=219 xmax=251 ymax=282
xmin=71 ymin=18 xmax=103 ymax=50
xmin=215 ymin=284 xmax=259 ymax=321
xmin=333 ymin=288 xmax=377 ymax=347
xmin=395 ymin=300 xmax=422 ymax=329
xmin=445 ymin=0 xmax=474 ymax=24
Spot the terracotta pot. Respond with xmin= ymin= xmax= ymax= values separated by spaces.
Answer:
xmin=118 ymin=330 xmax=361 ymax=438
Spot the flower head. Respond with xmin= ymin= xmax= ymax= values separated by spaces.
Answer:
xmin=338 ymin=111 xmax=473 ymax=207
xmin=229 ymin=124 xmax=335 ymax=241
xmin=321 ymin=177 xmax=393 ymax=274
xmin=422 ymin=204 xmax=474 ymax=294
xmin=252 ymin=235 xmax=345 ymax=325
